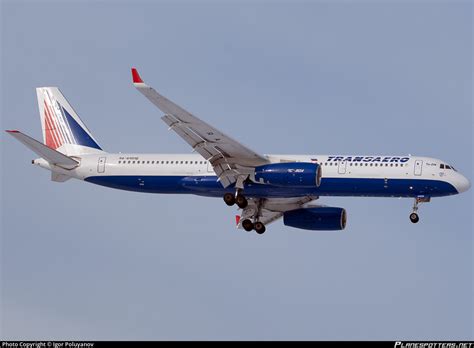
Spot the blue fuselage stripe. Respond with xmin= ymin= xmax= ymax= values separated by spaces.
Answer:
xmin=84 ymin=175 xmax=458 ymax=198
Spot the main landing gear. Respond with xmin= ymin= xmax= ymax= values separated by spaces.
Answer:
xmin=241 ymin=219 xmax=266 ymax=234
xmin=409 ymin=197 xmax=430 ymax=223
xmin=223 ymin=176 xmax=249 ymax=209
xmin=223 ymin=176 xmax=265 ymax=233
xmin=223 ymin=191 xmax=248 ymax=209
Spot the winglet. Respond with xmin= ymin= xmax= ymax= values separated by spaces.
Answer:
xmin=131 ymin=68 xmax=144 ymax=83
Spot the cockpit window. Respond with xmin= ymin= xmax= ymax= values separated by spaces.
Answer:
xmin=440 ymin=164 xmax=445 ymax=169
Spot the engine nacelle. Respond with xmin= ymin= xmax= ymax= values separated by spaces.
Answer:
xmin=253 ymin=162 xmax=321 ymax=187
xmin=283 ymin=207 xmax=347 ymax=231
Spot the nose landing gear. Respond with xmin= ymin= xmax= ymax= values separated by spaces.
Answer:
xmin=409 ymin=197 xmax=430 ymax=223
xmin=409 ymin=212 xmax=419 ymax=223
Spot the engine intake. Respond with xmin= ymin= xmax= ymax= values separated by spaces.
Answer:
xmin=283 ymin=207 xmax=347 ymax=231
xmin=254 ymin=162 xmax=321 ymax=187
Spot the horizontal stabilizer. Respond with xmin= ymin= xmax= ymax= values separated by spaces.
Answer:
xmin=6 ymin=130 xmax=79 ymax=168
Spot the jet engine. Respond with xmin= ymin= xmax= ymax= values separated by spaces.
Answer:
xmin=283 ymin=207 xmax=347 ymax=230
xmin=253 ymin=162 xmax=321 ymax=187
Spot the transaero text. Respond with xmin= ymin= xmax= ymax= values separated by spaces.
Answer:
xmin=327 ymin=156 xmax=410 ymax=163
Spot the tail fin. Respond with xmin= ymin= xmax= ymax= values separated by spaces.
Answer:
xmin=36 ymin=87 xmax=103 ymax=155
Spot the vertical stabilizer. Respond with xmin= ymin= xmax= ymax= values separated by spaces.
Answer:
xmin=36 ymin=87 xmax=103 ymax=155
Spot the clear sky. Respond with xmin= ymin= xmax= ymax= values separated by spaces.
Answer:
xmin=1 ymin=0 xmax=472 ymax=340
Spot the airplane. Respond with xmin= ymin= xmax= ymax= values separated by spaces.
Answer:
xmin=6 ymin=68 xmax=471 ymax=234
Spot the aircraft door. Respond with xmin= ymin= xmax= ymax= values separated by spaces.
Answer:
xmin=97 ymin=157 xmax=106 ymax=173
xmin=414 ymin=160 xmax=423 ymax=176
xmin=338 ymin=160 xmax=347 ymax=174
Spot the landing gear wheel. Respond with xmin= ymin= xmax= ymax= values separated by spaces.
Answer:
xmin=223 ymin=193 xmax=235 ymax=206
xmin=410 ymin=212 xmax=419 ymax=223
xmin=254 ymin=222 xmax=266 ymax=234
xmin=242 ymin=219 xmax=254 ymax=232
xmin=235 ymin=195 xmax=248 ymax=209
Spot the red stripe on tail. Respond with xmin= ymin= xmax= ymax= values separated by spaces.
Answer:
xmin=44 ymin=101 xmax=59 ymax=149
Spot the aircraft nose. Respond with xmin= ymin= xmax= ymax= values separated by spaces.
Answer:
xmin=455 ymin=174 xmax=471 ymax=193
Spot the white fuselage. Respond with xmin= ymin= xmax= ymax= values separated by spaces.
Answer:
xmin=34 ymin=153 xmax=470 ymax=198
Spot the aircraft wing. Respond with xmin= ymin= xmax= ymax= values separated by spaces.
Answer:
xmin=132 ymin=68 xmax=270 ymax=187
xmin=236 ymin=196 xmax=318 ymax=229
